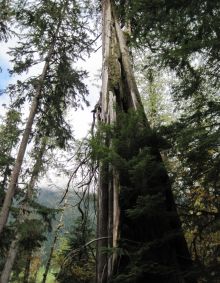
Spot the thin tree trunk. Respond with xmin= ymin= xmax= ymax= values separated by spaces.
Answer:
xmin=0 ymin=236 xmax=19 ymax=283
xmin=23 ymin=250 xmax=32 ymax=283
xmin=0 ymin=7 xmax=65 ymax=235
xmin=0 ymin=52 xmax=52 ymax=236
xmin=0 ymin=139 xmax=47 ymax=283
xmin=41 ymin=209 xmax=65 ymax=283
xmin=33 ymin=268 xmax=39 ymax=283
xmin=33 ymin=251 xmax=43 ymax=283
xmin=41 ymin=234 xmax=58 ymax=283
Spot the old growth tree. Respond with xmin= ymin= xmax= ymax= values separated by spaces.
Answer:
xmin=0 ymin=0 xmax=92 ymax=282
xmin=1 ymin=0 xmax=220 ymax=282
xmin=95 ymin=1 xmax=196 ymax=282
xmin=121 ymin=0 xmax=220 ymax=280
xmin=0 ymin=0 xmax=90 ymax=236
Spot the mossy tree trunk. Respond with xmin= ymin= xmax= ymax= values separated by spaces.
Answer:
xmin=96 ymin=1 xmax=196 ymax=283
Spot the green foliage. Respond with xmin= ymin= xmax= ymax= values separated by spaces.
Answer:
xmin=8 ymin=202 xmax=59 ymax=281
xmin=19 ymin=219 xmax=47 ymax=250
xmin=0 ymin=109 xmax=23 ymax=270
xmin=0 ymin=109 xmax=21 ymax=165
xmin=134 ymin=54 xmax=175 ymax=128
xmin=0 ymin=226 xmax=14 ymax=270
xmin=0 ymin=0 xmax=94 ymax=274
xmin=56 ymin=217 xmax=95 ymax=283
xmin=114 ymin=1 xmax=220 ymax=280
xmin=91 ymin=110 xmax=167 ymax=168
xmin=0 ymin=0 xmax=94 ymax=281
xmin=1 ymin=0 xmax=220 ymax=282
xmin=28 ymin=200 xmax=59 ymax=232
xmin=36 ymin=267 xmax=57 ymax=283
xmin=2 ymin=0 xmax=93 ymax=150
xmin=126 ymin=193 xmax=164 ymax=220
xmin=0 ymin=0 xmax=14 ymax=41
xmin=92 ymin=110 xmax=188 ymax=282
xmin=0 ymin=109 xmax=21 ymax=200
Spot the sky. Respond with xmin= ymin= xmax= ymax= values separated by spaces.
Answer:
xmin=0 ymin=38 xmax=102 ymax=136
xmin=0 ymin=34 xmax=102 ymax=190
xmin=0 ymin=41 xmax=13 ymax=115
xmin=71 ymin=49 xmax=101 ymax=138
xmin=0 ymin=63 xmax=10 ymax=89
xmin=0 ymin=66 xmax=10 ymax=115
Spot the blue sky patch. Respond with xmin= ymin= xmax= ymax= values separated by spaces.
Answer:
xmin=0 ymin=61 xmax=10 ymax=90
xmin=0 ymin=60 xmax=11 ymax=109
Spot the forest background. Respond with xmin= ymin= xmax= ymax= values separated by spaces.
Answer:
xmin=0 ymin=0 xmax=220 ymax=283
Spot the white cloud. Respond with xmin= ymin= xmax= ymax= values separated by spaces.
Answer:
xmin=0 ymin=33 xmax=102 ymax=190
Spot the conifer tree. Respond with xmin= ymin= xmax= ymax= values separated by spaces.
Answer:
xmin=1 ymin=137 xmax=47 ymax=283
xmin=0 ymin=0 xmax=91 ymax=235
xmin=117 ymin=1 xmax=220 ymax=280
xmin=0 ymin=0 xmax=12 ymax=41
xmin=56 ymin=214 xmax=95 ymax=283
xmin=95 ymin=1 xmax=196 ymax=282
xmin=0 ymin=109 xmax=21 ymax=204
xmin=0 ymin=109 xmax=21 ymax=274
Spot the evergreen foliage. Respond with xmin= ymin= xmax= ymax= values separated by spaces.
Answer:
xmin=5 ymin=0 xmax=91 ymax=147
xmin=0 ymin=109 xmax=21 ymax=201
xmin=1 ymin=0 xmax=220 ymax=282
xmin=56 ymin=217 xmax=95 ymax=283
xmin=91 ymin=110 xmax=194 ymax=282
xmin=0 ymin=0 xmax=13 ymax=41
xmin=114 ymin=1 xmax=220 ymax=280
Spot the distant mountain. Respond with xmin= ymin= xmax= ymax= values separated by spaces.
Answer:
xmin=38 ymin=188 xmax=96 ymax=229
xmin=37 ymin=188 xmax=96 ymax=263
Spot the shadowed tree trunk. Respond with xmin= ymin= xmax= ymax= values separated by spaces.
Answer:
xmin=96 ymin=1 xmax=196 ymax=283
xmin=23 ymin=250 xmax=32 ymax=283
xmin=0 ymin=139 xmax=47 ymax=283
xmin=41 ymin=206 xmax=65 ymax=283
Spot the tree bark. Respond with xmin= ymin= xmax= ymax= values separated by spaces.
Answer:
xmin=41 ymin=209 xmax=65 ymax=283
xmin=97 ymin=1 xmax=196 ymax=283
xmin=0 ymin=139 xmax=47 ymax=283
xmin=96 ymin=162 xmax=109 ymax=283
xmin=41 ymin=233 xmax=58 ymax=283
xmin=23 ymin=250 xmax=32 ymax=283
xmin=96 ymin=1 xmax=114 ymax=283
xmin=0 ymin=53 xmax=52 ymax=236
xmin=0 ymin=236 xmax=19 ymax=283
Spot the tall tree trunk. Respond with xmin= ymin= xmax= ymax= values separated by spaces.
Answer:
xmin=41 ymin=234 xmax=58 ymax=283
xmin=23 ymin=250 xmax=32 ymax=283
xmin=0 ymin=9 xmax=65 ymax=235
xmin=41 ymin=208 xmax=65 ymax=283
xmin=96 ymin=1 xmax=115 ymax=282
xmin=0 ymin=53 xmax=52 ymax=236
xmin=96 ymin=1 xmax=196 ymax=283
xmin=0 ymin=139 xmax=47 ymax=283
xmin=0 ymin=236 xmax=19 ymax=283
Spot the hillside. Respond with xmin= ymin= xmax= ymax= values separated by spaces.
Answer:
xmin=37 ymin=188 xmax=96 ymax=263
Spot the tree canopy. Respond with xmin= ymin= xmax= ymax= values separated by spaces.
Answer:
xmin=0 ymin=0 xmax=220 ymax=283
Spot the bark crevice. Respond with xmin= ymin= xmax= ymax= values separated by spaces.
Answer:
xmin=96 ymin=1 xmax=196 ymax=283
